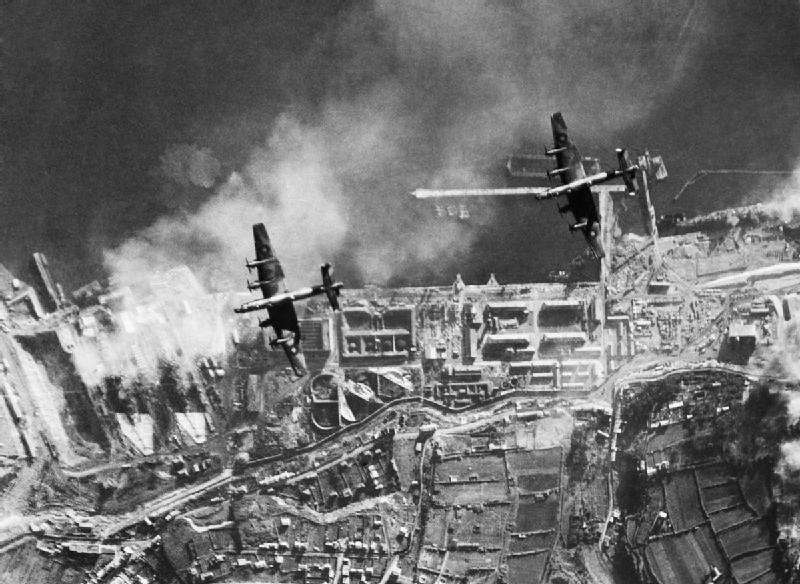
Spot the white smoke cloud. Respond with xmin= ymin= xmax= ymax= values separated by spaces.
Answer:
xmin=160 ymin=144 xmax=222 ymax=189
xmin=105 ymin=115 xmax=348 ymax=290
xmin=104 ymin=0 xmax=708 ymax=290
xmin=781 ymin=439 xmax=800 ymax=471
xmin=763 ymin=164 xmax=800 ymax=222
xmin=785 ymin=390 xmax=800 ymax=424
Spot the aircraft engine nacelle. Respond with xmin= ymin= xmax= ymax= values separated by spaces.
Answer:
xmin=258 ymin=318 xmax=272 ymax=329
xmin=547 ymin=167 xmax=570 ymax=180
xmin=569 ymin=221 xmax=588 ymax=232
xmin=245 ymin=257 xmax=270 ymax=272
xmin=544 ymin=146 xmax=567 ymax=157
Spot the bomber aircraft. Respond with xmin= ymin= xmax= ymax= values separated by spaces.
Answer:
xmin=234 ymin=223 xmax=342 ymax=377
xmin=539 ymin=112 xmax=639 ymax=258
xmin=412 ymin=112 xmax=643 ymax=260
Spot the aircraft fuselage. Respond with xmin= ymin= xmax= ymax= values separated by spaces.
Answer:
xmin=234 ymin=282 xmax=344 ymax=314
xmin=537 ymin=167 xmax=635 ymax=200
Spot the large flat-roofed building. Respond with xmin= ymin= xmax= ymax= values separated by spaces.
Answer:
xmin=298 ymin=317 xmax=334 ymax=371
xmin=727 ymin=320 xmax=757 ymax=341
xmin=560 ymin=359 xmax=603 ymax=389
xmin=328 ymin=281 xmax=604 ymax=402
xmin=538 ymin=331 xmax=589 ymax=358
xmin=339 ymin=306 xmax=415 ymax=366
xmin=528 ymin=359 xmax=559 ymax=388
xmin=538 ymin=299 xmax=586 ymax=329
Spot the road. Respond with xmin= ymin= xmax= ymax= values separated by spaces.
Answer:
xmin=0 ymin=333 xmax=78 ymax=465
xmin=98 ymin=468 xmax=233 ymax=538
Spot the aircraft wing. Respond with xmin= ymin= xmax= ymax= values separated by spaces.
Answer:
xmin=278 ymin=337 xmax=308 ymax=377
xmin=265 ymin=301 xmax=307 ymax=377
xmin=550 ymin=112 xmax=587 ymax=184
xmin=252 ymin=223 xmax=285 ymax=299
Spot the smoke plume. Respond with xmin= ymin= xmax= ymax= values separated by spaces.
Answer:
xmin=763 ymin=164 xmax=800 ymax=222
xmin=104 ymin=0 xmax=707 ymax=290
xmin=105 ymin=116 xmax=349 ymax=290
xmin=159 ymin=144 xmax=222 ymax=189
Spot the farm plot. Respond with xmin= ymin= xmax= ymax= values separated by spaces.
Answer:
xmin=663 ymin=470 xmax=705 ymax=531
xmin=436 ymin=481 xmax=508 ymax=505
xmin=709 ymin=506 xmax=753 ymax=532
xmin=718 ymin=519 xmax=772 ymax=559
xmin=644 ymin=525 xmax=726 ymax=584
xmin=445 ymin=550 xmax=501 ymax=576
xmin=701 ymin=480 xmax=743 ymax=513
xmin=517 ymin=473 xmax=560 ymax=493
xmin=390 ymin=436 xmax=419 ymax=490
xmin=531 ymin=447 xmax=561 ymax=471
xmin=507 ymin=552 xmax=549 ymax=584
xmin=506 ymin=451 xmax=538 ymax=476
xmin=731 ymin=549 xmax=775 ymax=583
xmin=508 ymin=531 xmax=555 ymax=553
xmin=506 ymin=447 xmax=560 ymax=475
xmin=749 ymin=571 xmax=780 ymax=584
xmin=515 ymin=493 xmax=559 ymax=533
xmin=423 ymin=507 xmax=449 ymax=548
xmin=695 ymin=464 xmax=737 ymax=488
xmin=740 ymin=471 xmax=771 ymax=516
xmin=451 ymin=505 xmax=509 ymax=548
xmin=435 ymin=454 xmax=506 ymax=484
xmin=418 ymin=548 xmax=446 ymax=572
xmin=645 ymin=423 xmax=688 ymax=453
xmin=0 ymin=540 xmax=85 ymax=584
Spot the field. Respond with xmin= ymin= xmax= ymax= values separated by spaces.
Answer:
xmin=418 ymin=548 xmax=444 ymax=572
xmin=663 ymin=470 xmax=705 ymax=531
xmin=731 ymin=549 xmax=775 ymax=583
xmin=506 ymin=447 xmax=560 ymax=494
xmin=423 ymin=507 xmax=449 ymax=548
xmin=517 ymin=474 xmax=559 ymax=493
xmin=749 ymin=572 xmax=780 ymax=584
xmin=644 ymin=525 xmax=726 ymax=584
xmin=709 ymin=506 xmax=752 ymax=532
xmin=450 ymin=505 xmax=509 ymax=547
xmin=445 ymin=550 xmax=500 ymax=575
xmin=436 ymin=482 xmax=508 ymax=505
xmin=392 ymin=435 xmax=420 ymax=490
xmin=695 ymin=464 xmax=737 ymax=488
xmin=645 ymin=424 xmax=697 ymax=469
xmin=507 ymin=531 xmax=554 ymax=553
xmin=515 ymin=493 xmax=559 ymax=533
xmin=434 ymin=454 xmax=507 ymax=484
xmin=700 ymin=480 xmax=743 ymax=513
xmin=740 ymin=470 xmax=771 ymax=516
xmin=646 ymin=423 xmax=688 ymax=453
xmin=717 ymin=519 xmax=772 ymax=559
xmin=506 ymin=447 xmax=561 ymax=475
xmin=505 ymin=451 xmax=539 ymax=476
xmin=507 ymin=553 xmax=549 ymax=584
xmin=0 ymin=540 xmax=87 ymax=584
xmin=637 ymin=461 xmax=782 ymax=584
